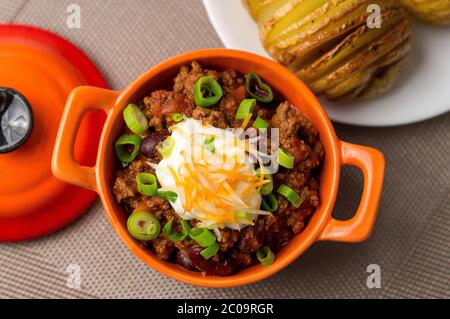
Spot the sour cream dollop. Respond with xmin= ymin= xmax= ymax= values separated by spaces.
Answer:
xmin=152 ymin=118 xmax=269 ymax=233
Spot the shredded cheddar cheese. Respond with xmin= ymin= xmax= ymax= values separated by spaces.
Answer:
xmin=151 ymin=118 xmax=271 ymax=234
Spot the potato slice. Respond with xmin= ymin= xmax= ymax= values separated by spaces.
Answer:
xmin=262 ymin=0 xmax=331 ymax=45
xmin=359 ymin=59 xmax=406 ymax=100
xmin=268 ymin=0 xmax=389 ymax=65
xmin=259 ymin=0 xmax=306 ymax=43
xmin=325 ymin=40 xmax=411 ymax=100
xmin=243 ymin=0 xmax=412 ymax=101
xmin=253 ymin=0 xmax=290 ymax=26
xmin=297 ymin=7 xmax=405 ymax=82
xmin=400 ymin=0 xmax=450 ymax=24
xmin=309 ymin=18 xmax=411 ymax=94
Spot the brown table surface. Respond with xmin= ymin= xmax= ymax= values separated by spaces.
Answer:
xmin=0 ymin=0 xmax=449 ymax=299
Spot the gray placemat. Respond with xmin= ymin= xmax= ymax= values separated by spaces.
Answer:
xmin=0 ymin=0 xmax=449 ymax=299
xmin=383 ymin=188 xmax=450 ymax=299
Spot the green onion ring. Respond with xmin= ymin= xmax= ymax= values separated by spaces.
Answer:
xmin=253 ymin=116 xmax=269 ymax=132
xmin=157 ymin=136 xmax=175 ymax=158
xmin=181 ymin=220 xmax=192 ymax=234
xmin=256 ymin=246 xmax=275 ymax=266
xmin=277 ymin=148 xmax=294 ymax=169
xmin=189 ymin=227 xmax=217 ymax=248
xmin=200 ymin=242 xmax=219 ymax=260
xmin=245 ymin=72 xmax=274 ymax=103
xmin=123 ymin=103 xmax=149 ymax=135
xmin=235 ymin=99 xmax=256 ymax=120
xmin=136 ymin=173 xmax=158 ymax=196
xmin=194 ymin=76 xmax=223 ymax=107
xmin=234 ymin=211 xmax=254 ymax=224
xmin=156 ymin=190 xmax=178 ymax=203
xmin=261 ymin=193 xmax=278 ymax=212
xmin=256 ymin=168 xmax=273 ymax=195
xmin=163 ymin=218 xmax=190 ymax=241
xmin=114 ymin=134 xmax=141 ymax=163
xmin=277 ymin=184 xmax=304 ymax=208
xmin=204 ymin=136 xmax=216 ymax=153
xmin=172 ymin=113 xmax=184 ymax=123
xmin=127 ymin=211 xmax=161 ymax=241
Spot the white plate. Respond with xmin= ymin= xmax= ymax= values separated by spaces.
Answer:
xmin=203 ymin=0 xmax=450 ymax=127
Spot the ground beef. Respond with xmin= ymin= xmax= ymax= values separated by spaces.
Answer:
xmin=271 ymin=101 xmax=324 ymax=165
xmin=113 ymin=62 xmax=324 ymax=276
xmin=218 ymin=229 xmax=240 ymax=252
xmin=174 ymin=61 xmax=220 ymax=99
xmin=143 ymin=90 xmax=195 ymax=131
xmin=143 ymin=196 xmax=172 ymax=220
xmin=231 ymin=251 xmax=253 ymax=267
xmin=257 ymin=107 xmax=275 ymax=122
xmin=219 ymin=85 xmax=246 ymax=127
xmin=152 ymin=237 xmax=175 ymax=260
xmin=220 ymin=69 xmax=244 ymax=90
xmin=192 ymin=107 xmax=228 ymax=128
xmin=237 ymin=224 xmax=264 ymax=253
xmin=142 ymin=90 xmax=168 ymax=132
xmin=113 ymin=156 xmax=173 ymax=218
xmin=113 ymin=157 xmax=154 ymax=211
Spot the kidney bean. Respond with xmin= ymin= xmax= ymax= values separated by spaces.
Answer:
xmin=175 ymin=249 xmax=195 ymax=271
xmin=237 ymin=226 xmax=264 ymax=253
xmin=140 ymin=131 xmax=169 ymax=158
xmin=187 ymin=245 xmax=235 ymax=276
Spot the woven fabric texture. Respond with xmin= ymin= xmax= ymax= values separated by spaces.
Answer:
xmin=0 ymin=0 xmax=449 ymax=299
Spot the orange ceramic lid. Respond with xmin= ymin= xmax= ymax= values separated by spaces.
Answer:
xmin=0 ymin=25 xmax=108 ymax=241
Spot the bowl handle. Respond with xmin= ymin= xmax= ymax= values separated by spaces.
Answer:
xmin=52 ymin=86 xmax=120 ymax=191
xmin=318 ymin=141 xmax=385 ymax=242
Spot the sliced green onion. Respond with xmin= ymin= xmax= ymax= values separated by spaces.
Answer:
xmin=156 ymin=191 xmax=178 ymax=203
xmin=127 ymin=211 xmax=161 ymax=241
xmin=163 ymin=218 xmax=190 ymax=241
xmin=181 ymin=220 xmax=192 ymax=234
xmin=277 ymin=184 xmax=304 ymax=208
xmin=136 ymin=173 xmax=158 ymax=196
xmin=194 ymin=76 xmax=223 ymax=107
xmin=234 ymin=211 xmax=254 ymax=224
xmin=253 ymin=116 xmax=269 ymax=132
xmin=261 ymin=193 xmax=278 ymax=212
xmin=204 ymin=135 xmax=215 ymax=143
xmin=200 ymin=242 xmax=219 ymax=260
xmin=172 ymin=113 xmax=184 ymax=123
xmin=136 ymin=174 xmax=178 ymax=202
xmin=235 ymin=99 xmax=256 ymax=120
xmin=245 ymin=72 xmax=274 ymax=103
xmin=114 ymin=134 xmax=141 ymax=163
xmin=157 ymin=136 xmax=175 ymax=158
xmin=256 ymin=168 xmax=273 ymax=195
xmin=256 ymin=246 xmax=275 ymax=266
xmin=189 ymin=228 xmax=216 ymax=248
xmin=204 ymin=136 xmax=215 ymax=153
xmin=123 ymin=103 xmax=149 ymax=135
xmin=205 ymin=143 xmax=215 ymax=154
xmin=277 ymin=148 xmax=294 ymax=169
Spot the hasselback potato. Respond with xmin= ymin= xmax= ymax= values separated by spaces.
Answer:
xmin=244 ymin=0 xmax=412 ymax=100
xmin=400 ymin=0 xmax=450 ymax=25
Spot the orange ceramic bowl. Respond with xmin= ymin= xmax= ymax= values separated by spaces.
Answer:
xmin=52 ymin=49 xmax=385 ymax=288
